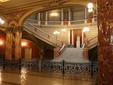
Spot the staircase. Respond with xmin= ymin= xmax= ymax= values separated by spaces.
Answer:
xmin=23 ymin=21 xmax=62 ymax=47
xmin=52 ymin=36 xmax=98 ymax=63
xmin=52 ymin=48 xmax=90 ymax=63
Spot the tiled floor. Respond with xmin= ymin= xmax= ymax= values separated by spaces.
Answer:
xmin=1 ymin=72 xmax=95 ymax=85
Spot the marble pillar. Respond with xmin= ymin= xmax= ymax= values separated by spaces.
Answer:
xmin=68 ymin=8 xmax=71 ymax=25
xmin=61 ymin=9 xmax=64 ymax=25
xmin=14 ymin=27 xmax=22 ymax=60
xmin=45 ymin=11 xmax=48 ymax=25
xmin=98 ymin=0 xmax=113 ymax=84
xmin=5 ymin=28 xmax=13 ymax=60
xmin=40 ymin=48 xmax=44 ymax=60
xmin=38 ymin=13 xmax=41 ymax=25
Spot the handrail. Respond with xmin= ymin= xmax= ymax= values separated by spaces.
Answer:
xmin=24 ymin=21 xmax=62 ymax=47
xmin=27 ymin=19 xmax=85 ymax=23
xmin=88 ymin=36 xmax=98 ymax=42
xmin=88 ymin=42 xmax=98 ymax=49
xmin=88 ymin=36 xmax=98 ymax=49
xmin=26 ymin=19 xmax=93 ymax=25
xmin=59 ymin=44 xmax=66 ymax=54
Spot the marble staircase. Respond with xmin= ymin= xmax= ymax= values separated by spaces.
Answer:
xmin=52 ymin=48 xmax=90 ymax=63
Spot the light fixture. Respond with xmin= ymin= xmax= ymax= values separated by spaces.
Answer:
xmin=53 ymin=31 xmax=60 ymax=35
xmin=50 ymin=12 xmax=59 ymax=17
xmin=82 ymin=27 xmax=89 ymax=32
xmin=0 ymin=40 xmax=3 ymax=45
xmin=87 ymin=2 xmax=93 ymax=12
xmin=21 ymin=42 xmax=28 ymax=47
xmin=87 ymin=2 xmax=93 ymax=8
xmin=0 ymin=18 xmax=4 ymax=25
xmin=62 ymin=29 xmax=66 ymax=32
xmin=0 ymin=0 xmax=10 ymax=2
xmin=88 ymin=8 xmax=93 ymax=12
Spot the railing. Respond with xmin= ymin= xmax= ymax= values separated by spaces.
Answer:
xmin=59 ymin=44 xmax=66 ymax=55
xmin=26 ymin=18 xmax=97 ymax=26
xmin=88 ymin=36 xmax=98 ymax=49
xmin=0 ymin=59 xmax=98 ymax=79
xmin=24 ymin=21 xmax=62 ymax=47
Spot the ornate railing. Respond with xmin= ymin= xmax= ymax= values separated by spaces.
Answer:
xmin=26 ymin=18 xmax=97 ymax=26
xmin=0 ymin=59 xmax=98 ymax=77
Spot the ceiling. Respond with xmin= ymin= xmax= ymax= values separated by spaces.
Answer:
xmin=0 ymin=0 xmax=51 ymax=14
xmin=0 ymin=0 xmax=42 ymax=7
xmin=0 ymin=0 xmax=96 ymax=14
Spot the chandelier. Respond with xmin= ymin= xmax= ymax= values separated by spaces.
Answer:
xmin=0 ymin=0 xmax=10 ymax=2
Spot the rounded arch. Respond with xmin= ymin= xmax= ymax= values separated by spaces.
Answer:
xmin=18 ymin=3 xmax=86 ymax=26
xmin=18 ymin=6 xmax=43 ymax=26
xmin=8 ymin=20 xmax=18 ymax=27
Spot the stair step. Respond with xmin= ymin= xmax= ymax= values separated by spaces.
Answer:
xmin=67 ymin=45 xmax=75 ymax=48
xmin=52 ymin=48 xmax=90 ymax=63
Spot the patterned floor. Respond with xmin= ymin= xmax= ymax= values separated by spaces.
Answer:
xmin=0 ymin=72 xmax=95 ymax=85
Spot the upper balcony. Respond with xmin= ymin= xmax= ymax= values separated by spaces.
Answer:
xmin=26 ymin=6 xmax=97 ymax=28
xmin=26 ymin=18 xmax=97 ymax=29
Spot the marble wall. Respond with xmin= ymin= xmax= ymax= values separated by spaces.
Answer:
xmin=98 ymin=0 xmax=113 ymax=84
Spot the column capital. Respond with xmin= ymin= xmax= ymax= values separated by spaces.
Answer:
xmin=5 ymin=26 xmax=23 ymax=33
xmin=14 ymin=26 xmax=23 ymax=32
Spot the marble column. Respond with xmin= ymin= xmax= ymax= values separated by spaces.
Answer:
xmin=68 ymin=8 xmax=71 ymax=25
xmin=5 ymin=28 xmax=13 ymax=60
xmin=40 ymin=48 xmax=43 ymax=60
xmin=61 ymin=9 xmax=64 ymax=25
xmin=71 ymin=29 xmax=74 ymax=45
xmin=85 ymin=7 xmax=88 ymax=23
xmin=14 ymin=27 xmax=22 ymax=60
xmin=38 ymin=13 xmax=41 ymax=25
xmin=45 ymin=11 xmax=48 ymax=25
xmin=98 ymin=0 xmax=113 ymax=85
xmin=68 ymin=30 xmax=70 ymax=45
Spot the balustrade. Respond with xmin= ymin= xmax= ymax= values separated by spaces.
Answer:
xmin=24 ymin=21 xmax=62 ymax=47
xmin=26 ymin=18 xmax=97 ymax=26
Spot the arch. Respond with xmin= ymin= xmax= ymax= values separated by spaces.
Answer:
xmin=8 ymin=20 xmax=18 ymax=27
xmin=18 ymin=6 xmax=43 ymax=26
xmin=18 ymin=4 xmax=86 ymax=26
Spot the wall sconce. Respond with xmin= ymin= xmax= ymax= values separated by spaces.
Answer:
xmin=21 ymin=42 xmax=28 ymax=47
xmin=87 ymin=2 xmax=93 ymax=13
xmin=0 ymin=40 xmax=3 ymax=45
xmin=0 ymin=18 xmax=4 ymax=25
xmin=50 ymin=12 xmax=59 ymax=17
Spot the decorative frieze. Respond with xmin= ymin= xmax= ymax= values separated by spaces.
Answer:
xmin=42 ymin=0 xmax=68 ymax=8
